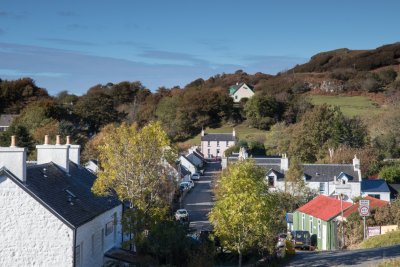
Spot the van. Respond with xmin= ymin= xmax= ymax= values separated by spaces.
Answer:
xmin=290 ymin=230 xmax=311 ymax=249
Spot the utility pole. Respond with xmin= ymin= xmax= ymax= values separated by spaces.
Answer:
xmin=340 ymin=193 xmax=344 ymax=249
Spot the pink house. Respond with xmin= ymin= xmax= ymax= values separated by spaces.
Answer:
xmin=200 ymin=129 xmax=236 ymax=159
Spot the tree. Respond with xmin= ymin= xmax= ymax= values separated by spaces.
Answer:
xmin=244 ymin=94 xmax=284 ymax=130
xmin=379 ymin=164 xmax=400 ymax=183
xmin=92 ymin=122 xmax=176 ymax=247
xmin=209 ymin=160 xmax=271 ymax=267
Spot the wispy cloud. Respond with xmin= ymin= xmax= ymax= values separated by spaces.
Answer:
xmin=197 ymin=39 xmax=230 ymax=51
xmin=139 ymin=49 xmax=209 ymax=65
xmin=110 ymin=41 xmax=151 ymax=50
xmin=39 ymin=38 xmax=96 ymax=46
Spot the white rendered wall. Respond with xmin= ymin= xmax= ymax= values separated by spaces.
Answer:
xmin=361 ymin=192 xmax=390 ymax=202
xmin=180 ymin=156 xmax=197 ymax=174
xmin=201 ymin=140 xmax=235 ymax=158
xmin=232 ymin=85 xmax=254 ymax=102
xmin=75 ymin=205 xmax=123 ymax=267
xmin=36 ymin=145 xmax=70 ymax=173
xmin=0 ymin=147 xmax=26 ymax=182
xmin=0 ymin=175 xmax=74 ymax=267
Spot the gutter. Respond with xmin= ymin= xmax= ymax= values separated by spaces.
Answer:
xmin=73 ymin=228 xmax=77 ymax=267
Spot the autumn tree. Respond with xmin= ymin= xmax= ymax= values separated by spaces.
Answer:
xmin=92 ymin=122 xmax=176 ymax=247
xmin=244 ymin=94 xmax=284 ymax=130
xmin=209 ymin=160 xmax=272 ymax=267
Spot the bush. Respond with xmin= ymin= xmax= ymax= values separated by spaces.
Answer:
xmin=379 ymin=164 xmax=400 ymax=183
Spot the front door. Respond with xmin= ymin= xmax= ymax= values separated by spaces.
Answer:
xmin=322 ymin=224 xmax=327 ymax=250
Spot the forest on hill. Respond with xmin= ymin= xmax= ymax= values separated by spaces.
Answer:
xmin=1 ymin=42 xmax=400 ymax=180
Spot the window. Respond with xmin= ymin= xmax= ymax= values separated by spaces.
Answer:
xmin=226 ymin=141 xmax=229 ymax=147
xmin=302 ymin=214 xmax=305 ymax=230
xmin=341 ymin=179 xmax=346 ymax=185
xmin=268 ymin=176 xmax=274 ymax=187
xmin=368 ymin=194 xmax=380 ymax=199
xmin=207 ymin=149 xmax=210 ymax=157
xmin=319 ymin=182 xmax=325 ymax=192
xmin=309 ymin=216 xmax=313 ymax=234
xmin=105 ymin=221 xmax=114 ymax=236
xmin=235 ymin=95 xmax=238 ymax=99
xmin=207 ymin=141 xmax=210 ymax=147
xmin=217 ymin=141 xmax=220 ymax=147
xmin=75 ymin=242 xmax=83 ymax=267
xmin=216 ymin=149 xmax=220 ymax=156
xmin=318 ymin=220 xmax=321 ymax=238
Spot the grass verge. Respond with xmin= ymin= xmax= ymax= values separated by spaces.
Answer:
xmin=358 ymin=230 xmax=400 ymax=249
xmin=377 ymin=257 xmax=400 ymax=267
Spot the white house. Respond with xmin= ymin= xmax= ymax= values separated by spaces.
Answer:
xmin=0 ymin=135 xmax=123 ymax=267
xmin=361 ymin=179 xmax=391 ymax=202
xmin=187 ymin=147 xmax=204 ymax=168
xmin=200 ymin=129 xmax=236 ymax=159
xmin=228 ymin=82 xmax=255 ymax=103
xmin=179 ymin=155 xmax=198 ymax=175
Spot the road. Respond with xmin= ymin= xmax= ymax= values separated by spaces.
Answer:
xmin=182 ymin=162 xmax=221 ymax=231
xmin=287 ymin=245 xmax=400 ymax=267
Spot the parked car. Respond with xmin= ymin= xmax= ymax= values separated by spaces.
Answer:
xmin=290 ymin=230 xmax=311 ymax=249
xmin=180 ymin=181 xmax=192 ymax=190
xmin=191 ymin=173 xmax=200 ymax=180
xmin=179 ymin=183 xmax=190 ymax=192
xmin=276 ymin=233 xmax=287 ymax=248
xmin=175 ymin=209 xmax=189 ymax=221
xmin=187 ymin=180 xmax=195 ymax=188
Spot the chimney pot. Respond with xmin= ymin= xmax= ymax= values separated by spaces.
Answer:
xmin=10 ymin=135 xmax=16 ymax=147
xmin=44 ymin=135 xmax=49 ymax=145
xmin=56 ymin=135 xmax=61 ymax=145
xmin=66 ymin=136 xmax=71 ymax=145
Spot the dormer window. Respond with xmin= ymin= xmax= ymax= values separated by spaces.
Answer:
xmin=341 ymin=179 xmax=346 ymax=185
xmin=268 ymin=176 xmax=275 ymax=187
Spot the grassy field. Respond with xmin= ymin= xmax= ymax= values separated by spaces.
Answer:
xmin=181 ymin=123 xmax=267 ymax=146
xmin=308 ymin=95 xmax=385 ymax=118
xmin=358 ymin=230 xmax=400 ymax=249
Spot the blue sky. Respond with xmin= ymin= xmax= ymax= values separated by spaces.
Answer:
xmin=1 ymin=0 xmax=399 ymax=95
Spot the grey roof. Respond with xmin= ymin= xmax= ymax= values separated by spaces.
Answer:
xmin=180 ymin=166 xmax=191 ymax=177
xmin=228 ymin=156 xmax=281 ymax=165
xmin=361 ymin=179 xmax=390 ymax=192
xmin=22 ymin=162 xmax=121 ymax=228
xmin=0 ymin=114 xmax=18 ymax=126
xmin=302 ymin=164 xmax=359 ymax=182
xmin=388 ymin=183 xmax=400 ymax=199
xmin=201 ymin=133 xmax=236 ymax=142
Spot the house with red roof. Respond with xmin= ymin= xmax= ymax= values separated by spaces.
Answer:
xmin=339 ymin=195 xmax=389 ymax=220
xmin=293 ymin=195 xmax=353 ymax=251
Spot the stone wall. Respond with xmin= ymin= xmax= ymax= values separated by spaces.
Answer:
xmin=0 ymin=175 xmax=74 ymax=267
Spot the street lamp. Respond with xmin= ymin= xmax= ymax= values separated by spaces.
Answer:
xmin=340 ymin=193 xmax=345 ymax=249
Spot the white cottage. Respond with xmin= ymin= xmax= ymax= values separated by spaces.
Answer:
xmin=200 ymin=129 xmax=236 ymax=159
xmin=228 ymin=82 xmax=255 ymax=103
xmin=0 ymin=136 xmax=123 ymax=267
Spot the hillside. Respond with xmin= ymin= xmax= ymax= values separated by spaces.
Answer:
xmin=290 ymin=43 xmax=400 ymax=73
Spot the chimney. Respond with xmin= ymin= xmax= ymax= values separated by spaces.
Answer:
xmin=353 ymin=155 xmax=360 ymax=171
xmin=0 ymin=136 xmax=27 ymax=182
xmin=201 ymin=128 xmax=205 ymax=137
xmin=281 ymin=153 xmax=289 ymax=171
xmin=232 ymin=128 xmax=236 ymax=137
xmin=66 ymin=136 xmax=81 ymax=165
xmin=37 ymin=135 xmax=70 ymax=173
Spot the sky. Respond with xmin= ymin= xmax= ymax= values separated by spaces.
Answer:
xmin=1 ymin=0 xmax=400 ymax=95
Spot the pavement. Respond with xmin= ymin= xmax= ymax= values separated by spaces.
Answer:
xmin=287 ymin=245 xmax=400 ymax=267
xmin=182 ymin=161 xmax=221 ymax=232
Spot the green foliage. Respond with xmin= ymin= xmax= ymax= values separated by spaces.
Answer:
xmin=358 ymin=230 xmax=400 ymax=249
xmin=0 ymin=124 xmax=35 ymax=154
xmin=209 ymin=160 xmax=273 ymax=266
xmin=377 ymin=258 xmax=400 ymax=267
xmin=244 ymin=94 xmax=284 ymax=130
xmin=379 ymin=164 xmax=400 ymax=183
xmin=224 ymin=139 xmax=266 ymax=157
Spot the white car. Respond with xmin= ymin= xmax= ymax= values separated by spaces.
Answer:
xmin=191 ymin=173 xmax=200 ymax=180
xmin=175 ymin=209 xmax=189 ymax=221
xmin=180 ymin=181 xmax=194 ymax=190
xmin=187 ymin=180 xmax=195 ymax=188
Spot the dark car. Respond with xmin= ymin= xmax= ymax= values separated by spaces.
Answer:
xmin=290 ymin=230 xmax=311 ymax=249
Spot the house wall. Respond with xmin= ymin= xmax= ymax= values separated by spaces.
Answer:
xmin=187 ymin=153 xmax=203 ymax=168
xmin=361 ymin=192 xmax=390 ymax=202
xmin=75 ymin=204 xmax=123 ymax=267
xmin=293 ymin=211 xmax=336 ymax=251
xmin=179 ymin=156 xmax=197 ymax=174
xmin=201 ymin=140 xmax=235 ymax=158
xmin=0 ymin=175 xmax=74 ymax=267
xmin=232 ymin=85 xmax=254 ymax=103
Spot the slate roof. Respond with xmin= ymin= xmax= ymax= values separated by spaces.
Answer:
xmin=22 ymin=162 xmax=121 ymax=228
xmin=343 ymin=196 xmax=388 ymax=218
xmin=228 ymin=83 xmax=254 ymax=95
xmin=361 ymin=179 xmax=390 ymax=192
xmin=388 ymin=183 xmax=400 ymax=199
xmin=302 ymin=164 xmax=359 ymax=182
xmin=201 ymin=133 xmax=236 ymax=142
xmin=297 ymin=195 xmax=353 ymax=221
xmin=0 ymin=114 xmax=18 ymax=126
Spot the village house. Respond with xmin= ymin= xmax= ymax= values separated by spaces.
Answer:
xmin=293 ymin=195 xmax=353 ymax=251
xmin=200 ymin=128 xmax=236 ymax=159
xmin=0 ymin=135 xmax=123 ymax=267
xmin=0 ymin=114 xmax=18 ymax=132
xmin=360 ymin=179 xmax=391 ymax=202
xmin=228 ymin=82 xmax=255 ymax=103
xmin=226 ymin=148 xmax=363 ymax=201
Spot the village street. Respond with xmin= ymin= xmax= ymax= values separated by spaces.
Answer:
xmin=287 ymin=244 xmax=400 ymax=267
xmin=183 ymin=162 xmax=221 ymax=232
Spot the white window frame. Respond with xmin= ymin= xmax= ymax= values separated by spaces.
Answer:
xmin=302 ymin=213 xmax=305 ymax=230
xmin=106 ymin=221 xmax=113 ymax=236
xmin=309 ymin=216 xmax=313 ymax=234
xmin=318 ymin=220 xmax=321 ymax=238
xmin=319 ymin=182 xmax=325 ymax=192
xmin=217 ymin=141 xmax=220 ymax=147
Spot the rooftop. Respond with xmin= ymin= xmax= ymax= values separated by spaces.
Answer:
xmin=297 ymin=195 xmax=353 ymax=221
xmin=201 ymin=133 xmax=236 ymax=142
xmin=361 ymin=179 xmax=390 ymax=192
xmin=343 ymin=196 xmax=388 ymax=218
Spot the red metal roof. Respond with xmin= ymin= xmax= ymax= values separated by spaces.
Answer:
xmin=297 ymin=195 xmax=353 ymax=221
xmin=343 ymin=196 xmax=388 ymax=218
